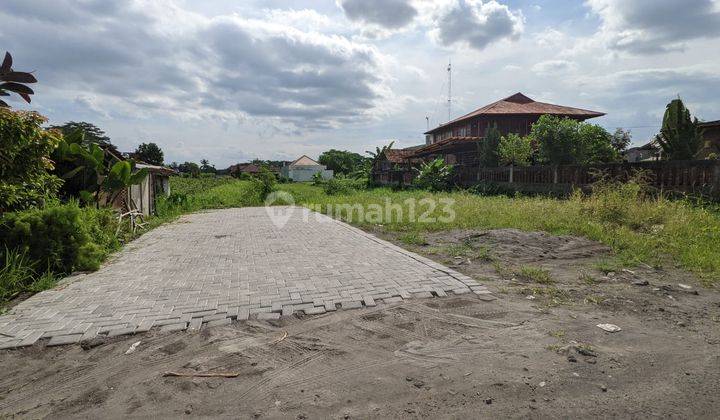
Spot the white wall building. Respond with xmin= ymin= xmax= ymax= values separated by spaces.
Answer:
xmin=281 ymin=155 xmax=333 ymax=182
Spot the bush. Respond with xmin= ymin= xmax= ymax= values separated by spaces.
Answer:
xmin=0 ymin=203 xmax=119 ymax=273
xmin=322 ymin=177 xmax=367 ymax=195
xmin=414 ymin=158 xmax=454 ymax=192
xmin=0 ymin=108 xmax=62 ymax=211
xmin=251 ymin=168 xmax=277 ymax=201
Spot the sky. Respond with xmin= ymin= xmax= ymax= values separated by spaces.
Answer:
xmin=2 ymin=0 xmax=719 ymax=167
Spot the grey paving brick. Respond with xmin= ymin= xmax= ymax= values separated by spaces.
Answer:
xmin=188 ymin=317 xmax=202 ymax=331
xmin=205 ymin=318 xmax=231 ymax=328
xmin=303 ymin=306 xmax=326 ymax=315
xmin=47 ymin=334 xmax=83 ymax=346
xmin=256 ymin=312 xmax=281 ymax=320
xmin=0 ymin=207 xmax=482 ymax=349
xmin=17 ymin=331 xmax=44 ymax=347
xmin=341 ymin=301 xmax=363 ymax=310
xmin=237 ymin=308 xmax=250 ymax=321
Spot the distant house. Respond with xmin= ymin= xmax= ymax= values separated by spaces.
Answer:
xmin=625 ymin=142 xmax=660 ymax=162
xmin=229 ymin=163 xmax=261 ymax=177
xmin=281 ymin=155 xmax=333 ymax=182
xmin=699 ymin=120 xmax=720 ymax=158
xmin=417 ymin=92 xmax=605 ymax=165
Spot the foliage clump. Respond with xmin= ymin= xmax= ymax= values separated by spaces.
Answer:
xmin=498 ymin=133 xmax=533 ymax=167
xmin=531 ymin=115 xmax=620 ymax=165
xmin=414 ymin=158 xmax=454 ymax=192
xmin=0 ymin=109 xmax=62 ymax=211
xmin=655 ymin=98 xmax=704 ymax=160
xmin=0 ymin=203 xmax=120 ymax=274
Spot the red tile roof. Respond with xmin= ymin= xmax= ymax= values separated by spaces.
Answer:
xmin=425 ymin=92 xmax=604 ymax=134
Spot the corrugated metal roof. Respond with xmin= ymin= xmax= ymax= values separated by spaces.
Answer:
xmin=425 ymin=92 xmax=605 ymax=134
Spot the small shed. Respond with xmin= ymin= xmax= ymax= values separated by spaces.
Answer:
xmin=281 ymin=155 xmax=333 ymax=182
xmin=127 ymin=163 xmax=174 ymax=216
xmin=699 ymin=120 xmax=720 ymax=158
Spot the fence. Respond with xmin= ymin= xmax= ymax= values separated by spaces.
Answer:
xmin=373 ymin=159 xmax=720 ymax=198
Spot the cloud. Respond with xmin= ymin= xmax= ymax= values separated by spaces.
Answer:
xmin=431 ymin=0 xmax=523 ymax=50
xmin=532 ymin=59 xmax=577 ymax=74
xmin=338 ymin=0 xmax=418 ymax=29
xmin=586 ymin=0 xmax=720 ymax=54
xmin=0 ymin=0 xmax=390 ymax=130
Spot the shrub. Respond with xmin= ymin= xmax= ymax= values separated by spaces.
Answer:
xmin=414 ymin=158 xmax=454 ymax=192
xmin=323 ymin=177 xmax=366 ymax=195
xmin=251 ymin=167 xmax=277 ymax=201
xmin=0 ymin=108 xmax=62 ymax=211
xmin=0 ymin=203 xmax=117 ymax=273
xmin=311 ymin=171 xmax=325 ymax=186
xmin=0 ymin=248 xmax=37 ymax=301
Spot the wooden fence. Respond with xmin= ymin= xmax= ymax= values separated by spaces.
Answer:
xmin=373 ymin=160 xmax=720 ymax=198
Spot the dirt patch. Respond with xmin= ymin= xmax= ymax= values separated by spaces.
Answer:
xmin=0 ymin=228 xmax=719 ymax=418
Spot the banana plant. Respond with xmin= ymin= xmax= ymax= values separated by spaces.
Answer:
xmin=58 ymin=130 xmax=147 ymax=207
xmin=0 ymin=52 xmax=37 ymax=108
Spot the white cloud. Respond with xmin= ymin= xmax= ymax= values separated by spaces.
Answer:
xmin=586 ymin=0 xmax=720 ymax=54
xmin=430 ymin=0 xmax=524 ymax=50
xmin=532 ymin=59 xmax=577 ymax=75
xmin=0 ymin=0 xmax=392 ymax=130
xmin=337 ymin=0 xmax=418 ymax=29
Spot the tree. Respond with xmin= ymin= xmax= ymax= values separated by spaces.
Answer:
xmin=133 ymin=142 xmax=164 ymax=165
xmin=611 ymin=128 xmax=632 ymax=153
xmin=318 ymin=149 xmax=367 ymax=176
xmin=49 ymin=121 xmax=112 ymax=147
xmin=478 ymin=124 xmax=501 ymax=167
xmin=0 ymin=52 xmax=37 ymax=108
xmin=532 ymin=115 xmax=619 ymax=165
xmin=177 ymin=162 xmax=200 ymax=177
xmin=498 ymin=133 xmax=533 ymax=167
xmin=0 ymin=109 xmax=62 ymax=211
xmin=578 ymin=124 xmax=620 ymax=164
xmin=200 ymin=159 xmax=216 ymax=174
xmin=655 ymin=98 xmax=704 ymax=160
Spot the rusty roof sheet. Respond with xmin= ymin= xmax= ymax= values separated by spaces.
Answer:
xmin=383 ymin=149 xmax=417 ymax=163
xmin=425 ymin=92 xmax=605 ymax=134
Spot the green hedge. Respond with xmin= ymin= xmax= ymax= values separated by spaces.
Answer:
xmin=0 ymin=203 xmax=121 ymax=274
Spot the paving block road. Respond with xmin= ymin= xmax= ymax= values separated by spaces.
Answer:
xmin=0 ymin=207 xmax=489 ymax=349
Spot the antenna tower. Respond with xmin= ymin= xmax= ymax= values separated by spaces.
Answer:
xmin=447 ymin=60 xmax=452 ymax=121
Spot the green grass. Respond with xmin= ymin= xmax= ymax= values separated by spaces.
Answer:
xmin=517 ymin=266 xmax=554 ymax=284
xmin=274 ymin=183 xmax=720 ymax=284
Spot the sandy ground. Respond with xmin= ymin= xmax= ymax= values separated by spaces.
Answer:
xmin=1 ymin=228 xmax=719 ymax=418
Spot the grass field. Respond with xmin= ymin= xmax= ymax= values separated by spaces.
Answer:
xmin=279 ymin=183 xmax=720 ymax=284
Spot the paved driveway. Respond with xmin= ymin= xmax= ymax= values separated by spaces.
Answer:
xmin=0 ymin=207 xmax=488 ymax=349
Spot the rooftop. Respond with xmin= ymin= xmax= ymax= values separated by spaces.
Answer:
xmin=425 ymin=92 xmax=605 ymax=134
